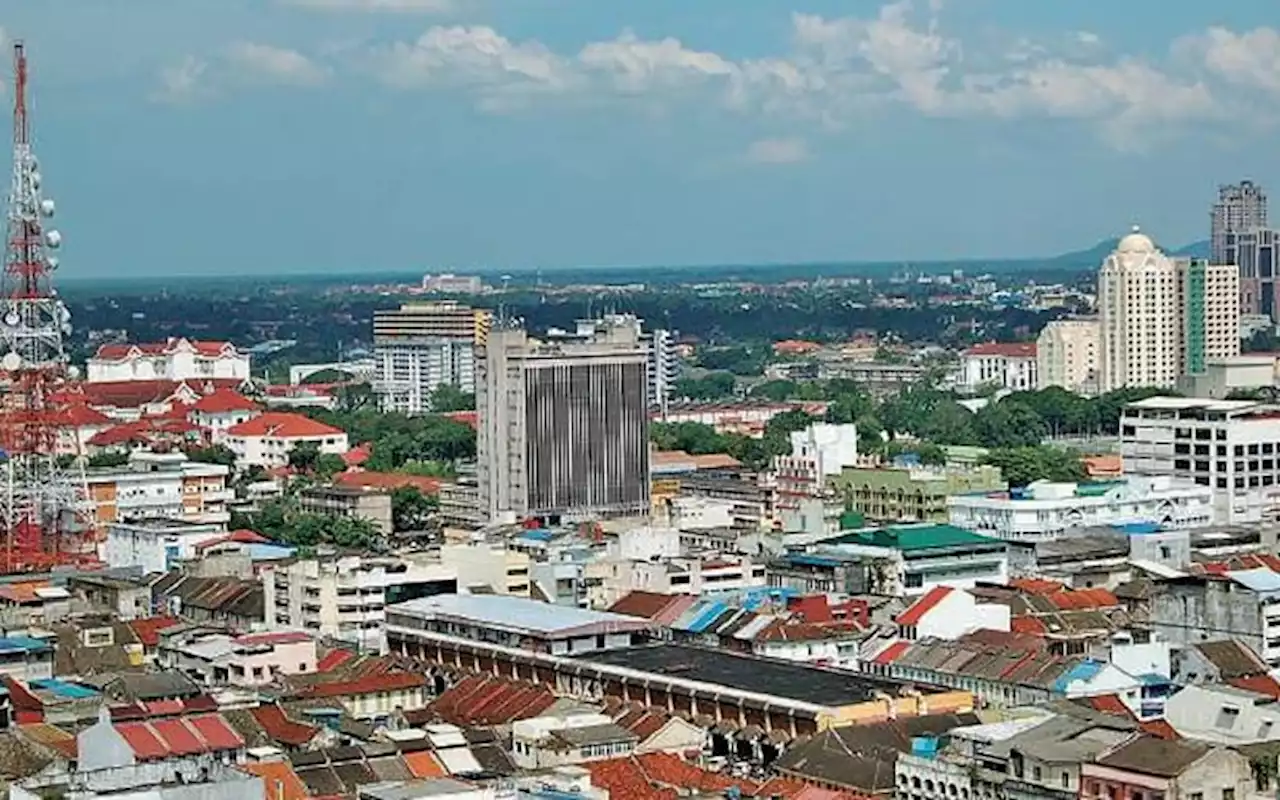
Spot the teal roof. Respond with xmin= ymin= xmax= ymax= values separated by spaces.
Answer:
xmin=831 ymin=524 xmax=1005 ymax=552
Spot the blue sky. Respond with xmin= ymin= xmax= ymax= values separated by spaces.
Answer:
xmin=3 ymin=0 xmax=1280 ymax=277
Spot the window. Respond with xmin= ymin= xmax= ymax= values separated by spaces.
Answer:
xmin=1032 ymin=766 xmax=1042 ymax=782
xmin=1061 ymin=773 xmax=1070 ymax=789
xmin=1222 ymin=790 xmax=1234 ymax=800
xmin=1216 ymin=706 xmax=1241 ymax=729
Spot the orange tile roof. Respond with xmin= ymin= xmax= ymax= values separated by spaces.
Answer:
xmin=1139 ymin=719 xmax=1180 ymax=740
xmin=403 ymin=750 xmax=447 ymax=779
xmin=240 ymin=761 xmax=310 ymax=800
xmin=126 ymin=616 xmax=180 ymax=648
xmin=637 ymin=752 xmax=759 ymax=795
xmin=586 ymin=758 xmax=677 ymax=800
xmin=227 ymin=412 xmax=344 ymax=439
xmin=18 ymin=723 xmax=77 ymax=759
xmin=1083 ymin=455 xmax=1123 ymax=477
xmin=250 ymin=704 xmax=319 ymax=747
xmin=1009 ymin=577 xmax=1065 ymax=595
xmin=1228 ymin=674 xmax=1280 ymax=699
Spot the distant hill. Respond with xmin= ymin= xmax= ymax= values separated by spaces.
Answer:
xmin=1048 ymin=237 xmax=1211 ymax=267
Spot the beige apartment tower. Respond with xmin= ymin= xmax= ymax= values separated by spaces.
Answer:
xmin=1097 ymin=227 xmax=1240 ymax=393
xmin=373 ymin=302 xmax=493 ymax=414
xmin=1037 ymin=318 xmax=1101 ymax=395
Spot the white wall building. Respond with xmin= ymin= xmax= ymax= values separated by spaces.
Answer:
xmin=958 ymin=342 xmax=1038 ymax=393
xmin=86 ymin=450 xmax=233 ymax=526
xmin=1037 ymin=318 xmax=1101 ymax=395
xmin=373 ymin=302 xmax=490 ymax=415
xmin=187 ymin=388 xmax=261 ymax=443
xmin=87 ymin=338 xmax=251 ymax=384
xmin=947 ymin=476 xmax=1216 ymax=543
xmin=224 ymin=412 xmax=349 ymax=469
xmin=104 ymin=519 xmax=226 ymax=578
xmin=1165 ymin=683 xmax=1280 ymax=744
xmin=894 ymin=585 xmax=1011 ymax=641
xmin=1120 ymin=396 xmax=1280 ymax=524
xmin=261 ymin=552 xmax=460 ymax=653
xmin=511 ymin=711 xmax=637 ymax=769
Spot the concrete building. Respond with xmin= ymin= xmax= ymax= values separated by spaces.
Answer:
xmin=1165 ymin=683 xmax=1280 ymax=744
xmin=958 ymin=342 xmax=1038 ymax=393
xmin=830 ymin=463 xmax=1007 ymax=524
xmin=373 ymin=301 xmax=492 ymax=414
xmin=104 ymin=519 xmax=225 ymax=575
xmin=1081 ymin=737 xmax=1258 ymax=800
xmin=1037 ymin=318 xmax=1101 ymax=395
xmin=773 ymin=422 xmax=858 ymax=520
xmin=158 ymin=629 xmax=318 ymax=686
xmin=1099 ymin=227 xmax=1241 ymax=391
xmin=1179 ymin=355 xmax=1279 ymax=398
xmin=947 ymin=476 xmax=1215 ymax=543
xmin=261 ymin=552 xmax=459 ymax=653
xmin=511 ymin=711 xmax=638 ymax=769
xmin=421 ymin=273 xmax=484 ymax=293
xmin=86 ymin=450 xmax=232 ymax=526
xmin=187 ymin=388 xmax=261 ymax=443
xmin=477 ymin=319 xmax=650 ymax=524
xmin=1149 ymin=569 xmax=1280 ymax=668
xmin=86 ymin=337 xmax=251 ymax=384
xmin=224 ymin=412 xmax=349 ymax=469
xmin=1120 ymin=396 xmax=1280 ymax=523
xmin=1226 ymin=228 xmax=1280 ymax=320
xmin=1212 ymin=179 xmax=1268 ymax=266
xmin=11 ymin=759 xmax=262 ymax=800
xmin=646 ymin=328 xmax=678 ymax=413
xmin=297 ymin=484 xmax=393 ymax=535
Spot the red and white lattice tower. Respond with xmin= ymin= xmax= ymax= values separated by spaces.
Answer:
xmin=0 ymin=41 xmax=92 ymax=573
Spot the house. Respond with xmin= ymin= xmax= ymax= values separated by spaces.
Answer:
xmin=1080 ymin=736 xmax=1257 ymax=800
xmin=54 ymin=378 xmax=250 ymax=422
xmin=76 ymin=707 xmax=246 ymax=770
xmin=959 ymin=342 xmax=1038 ymax=392
xmin=87 ymin=338 xmax=251 ymax=384
xmin=511 ymin=711 xmax=639 ymax=769
xmin=188 ymin=387 xmax=261 ymax=442
xmin=291 ymin=672 xmax=430 ymax=720
xmin=1164 ymin=683 xmax=1280 ymax=744
xmin=224 ymin=412 xmax=349 ymax=469
xmin=154 ymin=573 xmax=265 ymax=632
xmin=159 ymin=629 xmax=318 ymax=687
xmin=52 ymin=403 xmax=113 ymax=456
xmin=895 ymin=585 xmax=1011 ymax=641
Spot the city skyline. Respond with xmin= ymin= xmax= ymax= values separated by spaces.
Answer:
xmin=3 ymin=0 xmax=1280 ymax=277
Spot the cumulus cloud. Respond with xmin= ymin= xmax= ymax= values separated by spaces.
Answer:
xmin=151 ymin=57 xmax=210 ymax=104
xmin=746 ymin=137 xmax=810 ymax=165
xmin=281 ymin=0 xmax=454 ymax=12
xmin=226 ymin=42 xmax=329 ymax=86
xmin=162 ymin=1 xmax=1280 ymax=148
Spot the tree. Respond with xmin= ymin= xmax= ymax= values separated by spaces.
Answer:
xmin=315 ymin=453 xmax=347 ymax=480
xmin=919 ymin=401 xmax=978 ymax=446
xmin=750 ymin=380 xmax=798 ymax=402
xmin=674 ymin=372 xmax=736 ymax=401
xmin=87 ymin=451 xmax=129 ymax=468
xmin=973 ymin=400 xmax=1047 ymax=448
xmin=650 ymin=422 xmax=729 ymax=455
xmin=185 ymin=444 xmax=237 ymax=468
xmin=334 ymin=382 xmax=376 ymax=412
xmin=392 ymin=486 xmax=438 ymax=532
xmin=428 ymin=384 xmax=475 ymax=412
xmin=695 ymin=346 xmax=767 ymax=376
xmin=983 ymin=446 xmax=1086 ymax=487
xmin=287 ymin=442 xmax=322 ymax=474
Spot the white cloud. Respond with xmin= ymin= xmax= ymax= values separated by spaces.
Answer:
xmin=151 ymin=57 xmax=209 ymax=104
xmin=281 ymin=0 xmax=454 ymax=13
xmin=1179 ymin=27 xmax=1280 ymax=94
xmin=746 ymin=137 xmax=810 ymax=164
xmin=376 ymin=26 xmax=571 ymax=98
xmin=226 ymin=42 xmax=329 ymax=86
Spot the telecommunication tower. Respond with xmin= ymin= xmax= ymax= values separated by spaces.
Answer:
xmin=0 ymin=41 xmax=92 ymax=573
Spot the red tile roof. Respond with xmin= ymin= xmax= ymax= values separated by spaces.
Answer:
xmin=250 ymin=704 xmax=319 ymax=747
xmin=190 ymin=388 xmax=259 ymax=414
xmin=300 ymin=671 xmax=427 ymax=699
xmin=1228 ymin=674 xmax=1280 ymax=698
xmin=428 ymin=675 xmax=557 ymax=726
xmin=586 ymin=758 xmax=677 ymax=800
xmin=68 ymin=378 xmax=245 ymax=410
xmin=334 ymin=471 xmax=441 ymax=495
xmin=316 ymin=649 xmax=355 ymax=673
xmin=115 ymin=714 xmax=244 ymax=760
xmin=1088 ymin=694 xmax=1131 ymax=717
xmin=608 ymin=591 xmax=690 ymax=620
xmin=636 ymin=752 xmax=759 ymax=795
xmin=18 ymin=723 xmax=77 ymax=758
xmin=403 ymin=750 xmax=447 ymax=779
xmin=94 ymin=338 xmax=235 ymax=360
xmin=872 ymin=641 xmax=911 ymax=666
xmin=226 ymin=412 xmax=344 ymax=439
xmin=1139 ymin=719 xmax=1180 ymax=740
xmin=964 ymin=342 xmax=1037 ymax=358
xmin=341 ymin=443 xmax=372 ymax=467
xmin=127 ymin=616 xmax=181 ymax=648
xmin=444 ymin=411 xmax=478 ymax=429
xmin=88 ymin=417 xmax=202 ymax=447
xmin=1009 ymin=578 xmax=1065 ymax=595
xmin=195 ymin=529 xmax=271 ymax=551
xmin=895 ymin=586 xmax=954 ymax=626
xmin=1011 ymin=616 xmax=1049 ymax=636
xmin=1048 ymin=588 xmax=1119 ymax=610
xmin=54 ymin=403 xmax=113 ymax=427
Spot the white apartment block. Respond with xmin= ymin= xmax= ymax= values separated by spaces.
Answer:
xmin=373 ymin=302 xmax=491 ymax=414
xmin=947 ymin=476 xmax=1215 ymax=543
xmin=958 ymin=342 xmax=1037 ymax=393
xmin=86 ymin=451 xmax=232 ymax=527
xmin=1098 ymin=228 xmax=1241 ymax=392
xmin=1120 ymin=396 xmax=1280 ymax=524
xmin=1037 ymin=318 xmax=1101 ymax=395
xmin=87 ymin=337 xmax=251 ymax=383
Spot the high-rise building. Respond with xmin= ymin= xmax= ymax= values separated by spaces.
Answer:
xmin=1098 ymin=227 xmax=1240 ymax=393
xmin=1227 ymin=228 xmax=1280 ymax=320
xmin=645 ymin=328 xmax=678 ymax=413
xmin=476 ymin=318 xmax=650 ymax=524
xmin=1212 ymin=180 xmax=1268 ymax=265
xmin=1036 ymin=318 xmax=1101 ymax=395
xmin=373 ymin=301 xmax=492 ymax=414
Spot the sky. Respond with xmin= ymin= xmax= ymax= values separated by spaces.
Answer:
xmin=2 ymin=0 xmax=1280 ymax=278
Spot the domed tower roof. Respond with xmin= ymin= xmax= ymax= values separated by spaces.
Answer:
xmin=1116 ymin=225 xmax=1156 ymax=254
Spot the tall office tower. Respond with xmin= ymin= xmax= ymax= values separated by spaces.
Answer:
xmin=1211 ymin=180 xmax=1268 ymax=265
xmin=373 ymin=301 xmax=492 ymax=414
xmin=1227 ymin=229 xmax=1280 ymax=320
xmin=1098 ymin=227 xmax=1241 ymax=393
xmin=1036 ymin=318 xmax=1101 ymax=395
xmin=476 ymin=318 xmax=650 ymax=524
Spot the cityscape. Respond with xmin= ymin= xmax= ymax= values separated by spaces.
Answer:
xmin=5 ymin=11 xmax=1280 ymax=800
